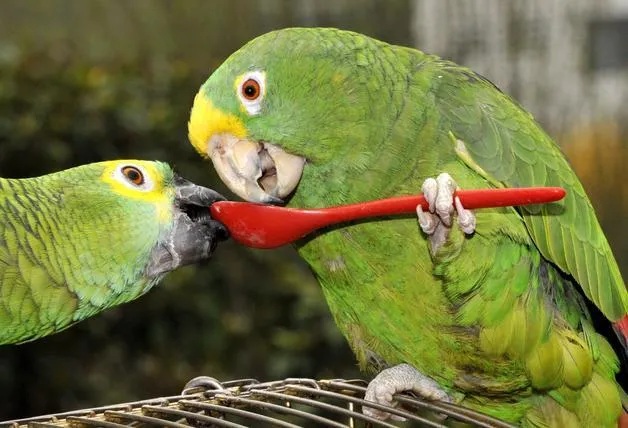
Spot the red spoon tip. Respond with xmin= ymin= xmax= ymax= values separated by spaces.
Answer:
xmin=211 ymin=186 xmax=567 ymax=249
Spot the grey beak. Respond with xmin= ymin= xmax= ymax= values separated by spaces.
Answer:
xmin=173 ymin=174 xmax=226 ymax=206
xmin=145 ymin=175 xmax=229 ymax=278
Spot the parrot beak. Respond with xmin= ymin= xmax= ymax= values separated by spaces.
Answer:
xmin=206 ymin=133 xmax=305 ymax=204
xmin=173 ymin=175 xmax=226 ymax=208
xmin=145 ymin=176 xmax=228 ymax=278
xmin=172 ymin=175 xmax=229 ymax=241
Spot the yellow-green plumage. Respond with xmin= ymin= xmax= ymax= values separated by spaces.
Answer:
xmin=0 ymin=160 xmax=225 ymax=344
xmin=190 ymin=28 xmax=627 ymax=426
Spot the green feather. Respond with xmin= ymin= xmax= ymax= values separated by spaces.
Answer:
xmin=0 ymin=161 xmax=175 ymax=344
xmin=196 ymin=27 xmax=627 ymax=427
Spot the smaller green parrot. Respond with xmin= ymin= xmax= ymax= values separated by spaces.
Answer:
xmin=187 ymin=28 xmax=627 ymax=427
xmin=0 ymin=160 xmax=227 ymax=345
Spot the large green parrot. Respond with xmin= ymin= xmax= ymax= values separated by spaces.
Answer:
xmin=188 ymin=28 xmax=628 ymax=426
xmin=0 ymin=160 xmax=226 ymax=345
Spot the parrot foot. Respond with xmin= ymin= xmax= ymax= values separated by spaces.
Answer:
xmin=363 ymin=363 xmax=451 ymax=421
xmin=416 ymin=173 xmax=475 ymax=252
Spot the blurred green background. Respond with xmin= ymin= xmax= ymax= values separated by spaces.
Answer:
xmin=0 ymin=0 xmax=626 ymax=420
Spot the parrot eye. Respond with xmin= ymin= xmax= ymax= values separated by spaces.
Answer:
xmin=121 ymin=166 xmax=145 ymax=186
xmin=110 ymin=163 xmax=155 ymax=193
xmin=237 ymin=71 xmax=265 ymax=115
xmin=241 ymin=79 xmax=260 ymax=101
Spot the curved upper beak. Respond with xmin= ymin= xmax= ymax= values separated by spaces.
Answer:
xmin=173 ymin=174 xmax=226 ymax=206
xmin=206 ymin=133 xmax=305 ymax=204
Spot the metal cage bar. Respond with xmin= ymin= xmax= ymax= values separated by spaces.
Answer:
xmin=3 ymin=377 xmax=516 ymax=428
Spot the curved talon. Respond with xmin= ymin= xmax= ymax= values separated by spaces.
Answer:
xmin=417 ymin=173 xmax=476 ymax=253
xmin=434 ymin=173 xmax=456 ymax=226
xmin=455 ymin=196 xmax=476 ymax=235
xmin=421 ymin=178 xmax=438 ymax=212
xmin=181 ymin=376 xmax=224 ymax=395
xmin=416 ymin=205 xmax=437 ymax=235
xmin=363 ymin=363 xmax=451 ymax=422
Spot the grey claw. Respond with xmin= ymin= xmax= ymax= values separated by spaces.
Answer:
xmin=455 ymin=196 xmax=476 ymax=235
xmin=363 ymin=363 xmax=451 ymax=422
xmin=421 ymin=178 xmax=438 ymax=213
xmin=434 ymin=173 xmax=456 ymax=227
xmin=418 ymin=173 xmax=476 ymax=237
xmin=416 ymin=205 xmax=438 ymax=235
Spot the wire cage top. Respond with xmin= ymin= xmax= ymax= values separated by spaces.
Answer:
xmin=4 ymin=377 xmax=515 ymax=428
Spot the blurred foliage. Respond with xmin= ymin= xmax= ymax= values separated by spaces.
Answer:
xmin=0 ymin=0 xmax=412 ymax=72
xmin=0 ymin=0 xmax=626 ymax=421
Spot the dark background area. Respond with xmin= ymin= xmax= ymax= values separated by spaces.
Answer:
xmin=0 ymin=0 xmax=626 ymax=420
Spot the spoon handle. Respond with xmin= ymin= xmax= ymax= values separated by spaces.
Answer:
xmin=312 ymin=187 xmax=567 ymax=220
xmin=210 ymin=187 xmax=567 ymax=249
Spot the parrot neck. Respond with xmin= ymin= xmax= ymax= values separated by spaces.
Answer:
xmin=288 ymin=120 xmax=448 ymax=209
xmin=287 ymin=162 xmax=387 ymax=207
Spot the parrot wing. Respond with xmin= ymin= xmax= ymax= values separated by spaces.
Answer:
xmin=0 ymin=188 xmax=77 ymax=344
xmin=430 ymin=61 xmax=627 ymax=323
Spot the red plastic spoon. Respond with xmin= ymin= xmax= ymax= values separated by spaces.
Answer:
xmin=210 ymin=187 xmax=566 ymax=249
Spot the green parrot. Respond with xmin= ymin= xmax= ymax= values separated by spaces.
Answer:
xmin=0 ymin=160 xmax=227 ymax=345
xmin=188 ymin=28 xmax=628 ymax=427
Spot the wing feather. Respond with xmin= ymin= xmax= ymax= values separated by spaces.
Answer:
xmin=432 ymin=63 xmax=627 ymax=321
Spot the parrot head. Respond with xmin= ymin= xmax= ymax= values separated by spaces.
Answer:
xmin=189 ymin=28 xmax=397 ymax=206
xmin=0 ymin=160 xmax=228 ymax=345
xmin=67 ymin=160 xmax=228 ymax=278
xmin=0 ymin=160 xmax=230 ymax=345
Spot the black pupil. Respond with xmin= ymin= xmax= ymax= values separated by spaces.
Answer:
xmin=125 ymin=168 xmax=142 ymax=184
xmin=244 ymin=84 xmax=257 ymax=97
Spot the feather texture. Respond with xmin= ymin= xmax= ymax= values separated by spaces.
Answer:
xmin=194 ymin=27 xmax=627 ymax=426
xmin=0 ymin=161 xmax=172 ymax=344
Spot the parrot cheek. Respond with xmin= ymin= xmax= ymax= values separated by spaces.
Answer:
xmin=208 ymin=133 xmax=305 ymax=204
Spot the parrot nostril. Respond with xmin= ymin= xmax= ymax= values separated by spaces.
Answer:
xmin=180 ymin=204 xmax=212 ymax=224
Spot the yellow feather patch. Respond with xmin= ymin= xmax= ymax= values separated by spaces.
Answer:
xmin=188 ymin=92 xmax=248 ymax=156
xmin=100 ymin=160 xmax=173 ymax=224
xmin=525 ymin=332 xmax=564 ymax=390
xmin=575 ymin=372 xmax=622 ymax=427
xmin=559 ymin=330 xmax=593 ymax=389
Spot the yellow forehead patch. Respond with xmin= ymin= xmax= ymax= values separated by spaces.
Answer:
xmin=100 ymin=160 xmax=173 ymax=223
xmin=188 ymin=92 xmax=248 ymax=156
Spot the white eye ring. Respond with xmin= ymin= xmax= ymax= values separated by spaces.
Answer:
xmin=237 ymin=70 xmax=266 ymax=116
xmin=114 ymin=164 xmax=155 ymax=192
